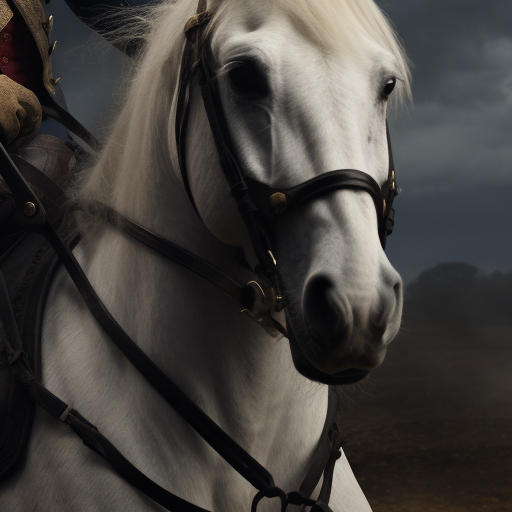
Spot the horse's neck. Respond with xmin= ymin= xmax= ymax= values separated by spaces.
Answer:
xmin=60 ymin=191 xmax=328 ymax=495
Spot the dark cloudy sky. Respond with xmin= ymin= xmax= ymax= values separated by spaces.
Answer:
xmin=45 ymin=0 xmax=512 ymax=282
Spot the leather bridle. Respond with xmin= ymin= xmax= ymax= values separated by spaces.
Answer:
xmin=176 ymin=0 xmax=399 ymax=384
xmin=0 ymin=1 xmax=400 ymax=510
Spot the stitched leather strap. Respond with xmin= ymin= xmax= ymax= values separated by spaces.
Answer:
xmin=1 ymin=264 xmax=338 ymax=512
xmin=85 ymin=201 xmax=244 ymax=304
xmin=0 ymin=270 xmax=210 ymax=512
xmin=0 ymin=143 xmax=339 ymax=510
xmin=8 ymin=155 xmax=244 ymax=305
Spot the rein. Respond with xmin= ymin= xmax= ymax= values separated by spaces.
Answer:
xmin=0 ymin=1 xmax=401 ymax=509
xmin=0 ymin=145 xmax=339 ymax=511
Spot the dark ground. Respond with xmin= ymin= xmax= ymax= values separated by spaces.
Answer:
xmin=337 ymin=326 xmax=512 ymax=512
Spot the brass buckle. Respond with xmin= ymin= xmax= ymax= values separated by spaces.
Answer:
xmin=240 ymin=279 xmax=284 ymax=321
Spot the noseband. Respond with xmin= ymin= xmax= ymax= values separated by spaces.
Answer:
xmin=176 ymin=1 xmax=399 ymax=382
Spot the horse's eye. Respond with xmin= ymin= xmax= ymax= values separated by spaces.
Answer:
xmin=227 ymin=60 xmax=268 ymax=96
xmin=382 ymin=77 xmax=396 ymax=99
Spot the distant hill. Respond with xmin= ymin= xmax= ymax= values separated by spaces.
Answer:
xmin=404 ymin=262 xmax=512 ymax=326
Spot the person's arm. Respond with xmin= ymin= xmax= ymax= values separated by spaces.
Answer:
xmin=0 ymin=4 xmax=43 ymax=145
xmin=0 ymin=74 xmax=41 ymax=145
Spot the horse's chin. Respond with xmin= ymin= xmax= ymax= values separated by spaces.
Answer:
xmin=286 ymin=311 xmax=387 ymax=385
xmin=287 ymin=334 xmax=373 ymax=385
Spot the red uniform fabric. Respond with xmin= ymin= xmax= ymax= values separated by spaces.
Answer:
xmin=0 ymin=12 xmax=43 ymax=94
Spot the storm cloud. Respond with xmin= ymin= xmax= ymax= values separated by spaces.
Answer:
xmin=372 ymin=0 xmax=512 ymax=280
xmin=380 ymin=0 xmax=512 ymax=193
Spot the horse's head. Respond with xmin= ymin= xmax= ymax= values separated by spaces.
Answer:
xmin=181 ymin=0 xmax=411 ymax=383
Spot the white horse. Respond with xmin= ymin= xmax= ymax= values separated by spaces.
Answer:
xmin=0 ymin=0 xmax=410 ymax=510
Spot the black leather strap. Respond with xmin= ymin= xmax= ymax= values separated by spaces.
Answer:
xmin=0 ymin=270 xmax=210 ymax=512
xmin=245 ymin=169 xmax=381 ymax=219
xmin=176 ymin=34 xmax=199 ymax=211
xmin=251 ymin=410 xmax=341 ymax=512
xmin=4 ymin=144 xmax=274 ymax=491
xmin=10 ymin=155 xmax=69 ymax=209
xmin=244 ymin=169 xmax=387 ymax=243
xmin=1 ymin=262 xmax=338 ymax=511
xmin=183 ymin=10 xmax=400 ymax=390
xmin=7 ymin=154 xmax=244 ymax=306
xmin=1 ymin=143 xmax=339 ymax=510
xmin=41 ymin=102 xmax=100 ymax=153
xmin=190 ymin=25 xmax=398 ymax=273
xmin=0 ymin=0 xmax=359 ymax=504
xmin=298 ymin=389 xmax=340 ymax=498
xmin=85 ymin=202 xmax=244 ymax=305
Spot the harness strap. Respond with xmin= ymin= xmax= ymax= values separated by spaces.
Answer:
xmin=8 ymin=155 xmax=69 ymax=224
xmin=179 ymin=2 xmax=400 ymax=390
xmin=195 ymin=46 xmax=277 ymax=276
xmin=298 ymin=390 xmax=339 ymax=498
xmin=243 ymin=169 xmax=385 ymax=242
xmin=41 ymin=102 xmax=100 ymax=153
xmin=175 ymin=33 xmax=199 ymax=211
xmin=10 ymin=154 xmax=286 ymax=329
xmin=42 ymin=225 xmax=278 ymax=491
xmin=0 ymin=270 xmax=209 ymax=512
xmin=1 ymin=269 xmax=338 ymax=512
xmin=9 ymin=155 xmax=69 ymax=209
xmin=0 ymin=143 xmax=338 ymax=510
xmin=7 ymin=155 xmax=262 ymax=312
xmin=84 ymin=201 xmax=244 ymax=304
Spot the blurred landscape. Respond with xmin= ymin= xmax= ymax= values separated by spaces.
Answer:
xmin=337 ymin=263 xmax=512 ymax=512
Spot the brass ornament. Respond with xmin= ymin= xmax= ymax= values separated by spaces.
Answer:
xmin=383 ymin=199 xmax=387 ymax=216
xmin=268 ymin=250 xmax=277 ymax=267
xmin=23 ymin=202 xmax=36 ymax=217
xmin=44 ymin=15 xmax=53 ymax=33
xmin=49 ymin=40 xmax=57 ymax=56
xmin=269 ymin=192 xmax=287 ymax=215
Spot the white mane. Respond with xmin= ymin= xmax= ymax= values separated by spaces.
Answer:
xmin=75 ymin=0 xmax=411 ymax=230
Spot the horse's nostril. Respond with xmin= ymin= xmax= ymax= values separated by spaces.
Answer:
xmin=303 ymin=275 xmax=349 ymax=339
